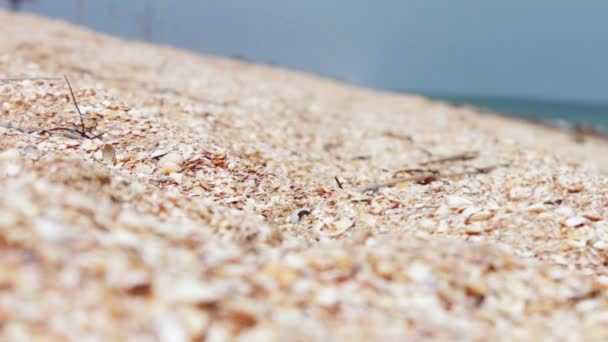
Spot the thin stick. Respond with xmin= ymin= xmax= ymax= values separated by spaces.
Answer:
xmin=64 ymin=75 xmax=86 ymax=134
xmin=2 ymin=76 xmax=103 ymax=140
xmin=382 ymin=131 xmax=413 ymax=142
xmin=419 ymin=151 xmax=479 ymax=166
xmin=334 ymin=176 xmax=344 ymax=189
xmin=392 ymin=168 xmax=439 ymax=178
xmin=0 ymin=77 xmax=63 ymax=82
xmin=357 ymin=165 xmax=500 ymax=193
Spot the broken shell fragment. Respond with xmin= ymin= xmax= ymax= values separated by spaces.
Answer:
xmin=446 ymin=195 xmax=472 ymax=209
xmin=289 ymin=208 xmax=311 ymax=223
xmin=151 ymin=148 xmax=170 ymax=159
xmin=102 ymin=144 xmax=116 ymax=164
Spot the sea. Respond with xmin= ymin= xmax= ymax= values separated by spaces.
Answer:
xmin=421 ymin=94 xmax=608 ymax=131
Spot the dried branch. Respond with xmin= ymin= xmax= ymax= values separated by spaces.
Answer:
xmin=382 ymin=131 xmax=413 ymax=142
xmin=64 ymin=75 xmax=86 ymax=135
xmin=392 ymin=168 xmax=440 ymax=178
xmin=334 ymin=176 xmax=344 ymax=189
xmin=1 ymin=75 xmax=104 ymax=140
xmin=357 ymin=164 xmax=502 ymax=193
xmin=419 ymin=151 xmax=479 ymax=166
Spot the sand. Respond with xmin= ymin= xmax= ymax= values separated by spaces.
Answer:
xmin=1 ymin=11 xmax=608 ymax=341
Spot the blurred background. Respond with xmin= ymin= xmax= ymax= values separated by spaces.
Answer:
xmin=2 ymin=0 xmax=607 ymax=129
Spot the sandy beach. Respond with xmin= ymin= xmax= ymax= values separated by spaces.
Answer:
xmin=2 ymin=11 xmax=608 ymax=341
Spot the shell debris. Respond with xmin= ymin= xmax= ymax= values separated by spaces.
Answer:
xmin=1 ymin=10 xmax=608 ymax=342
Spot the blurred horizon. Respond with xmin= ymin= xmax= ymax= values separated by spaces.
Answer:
xmin=2 ymin=0 xmax=607 ymax=126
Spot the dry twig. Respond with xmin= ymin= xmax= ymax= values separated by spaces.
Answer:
xmin=334 ymin=176 xmax=344 ymax=189
xmin=419 ymin=151 xmax=479 ymax=166
xmin=392 ymin=168 xmax=440 ymax=178
xmin=40 ymin=76 xmax=103 ymax=139
xmin=1 ymin=76 xmax=104 ymax=139
xmin=358 ymin=164 xmax=502 ymax=193
xmin=64 ymin=75 xmax=86 ymax=135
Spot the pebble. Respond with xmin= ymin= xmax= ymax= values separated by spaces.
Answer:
xmin=35 ymin=218 xmax=75 ymax=242
xmin=565 ymin=216 xmax=587 ymax=227
xmin=555 ymin=206 xmax=576 ymax=217
xmin=446 ymin=195 xmax=472 ymax=209
xmin=0 ymin=148 xmax=20 ymax=161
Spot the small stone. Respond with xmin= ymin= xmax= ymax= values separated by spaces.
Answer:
xmin=419 ymin=218 xmax=436 ymax=229
xmin=565 ymin=216 xmax=587 ymax=227
xmin=157 ymin=315 xmax=187 ymax=342
xmin=446 ymin=195 xmax=472 ymax=209
xmin=508 ymin=187 xmax=529 ymax=201
xmin=407 ymin=262 xmax=434 ymax=284
xmin=555 ymin=206 xmax=576 ymax=217
xmin=0 ymin=149 xmax=20 ymax=161
xmin=316 ymin=287 xmax=340 ymax=307
xmin=168 ymin=280 xmax=221 ymax=304
xmin=593 ymin=240 xmax=608 ymax=250
xmin=35 ymin=219 xmax=75 ymax=242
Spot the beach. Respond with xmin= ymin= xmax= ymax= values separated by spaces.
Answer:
xmin=2 ymin=11 xmax=608 ymax=340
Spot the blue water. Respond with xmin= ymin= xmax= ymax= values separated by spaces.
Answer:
xmin=421 ymin=94 xmax=608 ymax=130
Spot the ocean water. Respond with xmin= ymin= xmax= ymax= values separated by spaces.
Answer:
xmin=423 ymin=94 xmax=608 ymax=130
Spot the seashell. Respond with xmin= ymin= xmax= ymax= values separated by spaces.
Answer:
xmin=151 ymin=148 xmax=170 ymax=159
xmin=527 ymin=203 xmax=547 ymax=213
xmin=159 ymin=152 xmax=184 ymax=165
xmin=158 ymin=152 xmax=184 ymax=174
xmin=102 ymin=144 xmax=116 ymax=164
xmin=161 ymin=162 xmax=182 ymax=175
xmin=104 ymin=109 xmax=119 ymax=120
